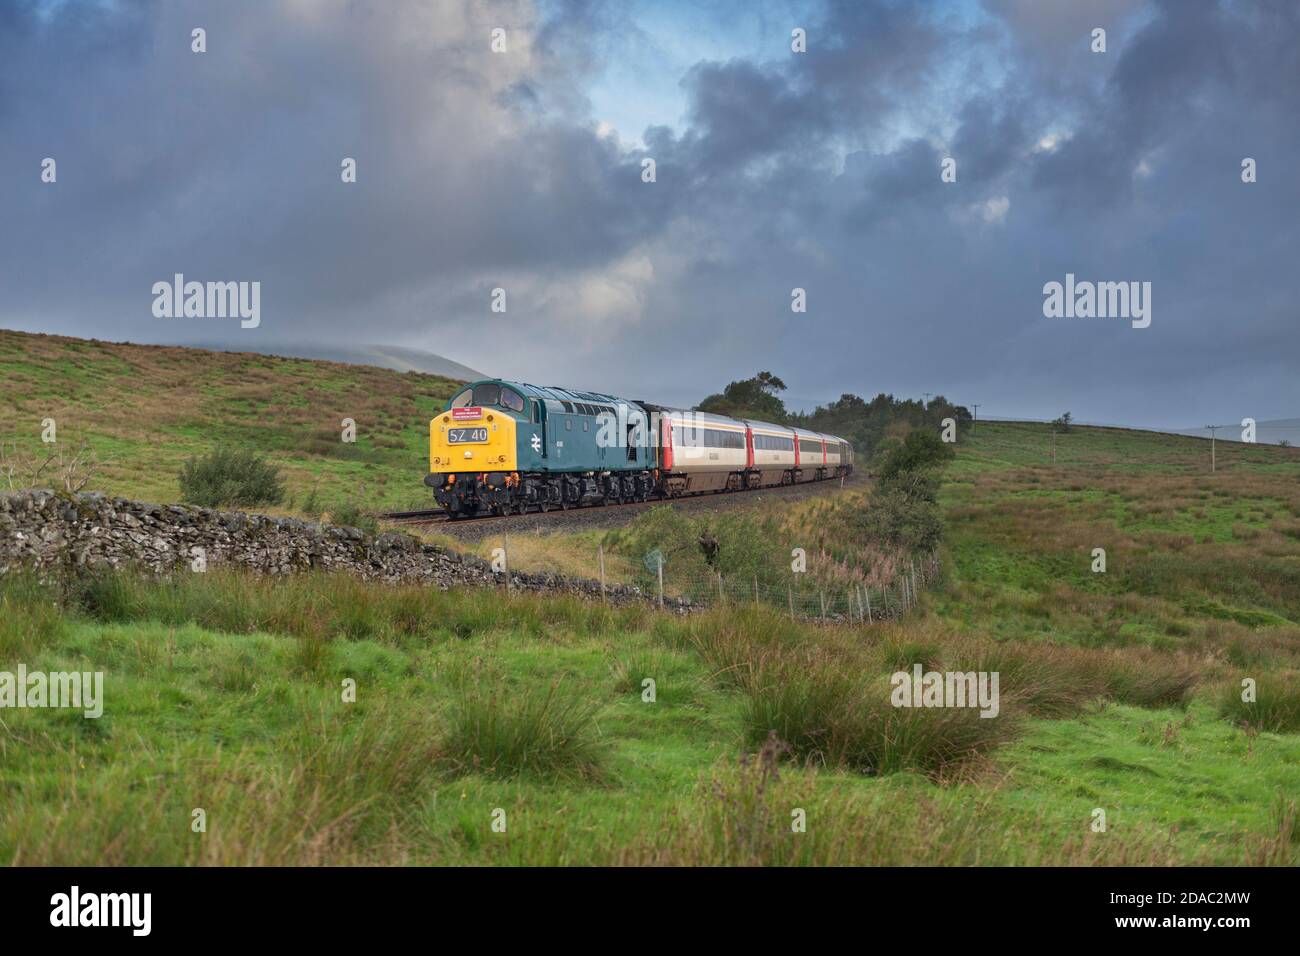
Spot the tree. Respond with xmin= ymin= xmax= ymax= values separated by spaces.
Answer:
xmin=697 ymin=371 xmax=789 ymax=421
xmin=1051 ymin=412 xmax=1073 ymax=433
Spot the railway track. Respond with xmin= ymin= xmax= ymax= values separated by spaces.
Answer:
xmin=379 ymin=493 xmax=685 ymax=527
xmin=379 ymin=509 xmax=450 ymax=525
xmin=378 ymin=473 xmax=864 ymax=531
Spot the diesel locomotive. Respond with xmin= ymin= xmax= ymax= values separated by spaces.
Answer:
xmin=426 ymin=378 xmax=853 ymax=517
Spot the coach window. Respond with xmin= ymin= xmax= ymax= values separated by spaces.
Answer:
xmin=451 ymin=388 xmax=472 ymax=408
xmin=501 ymin=388 xmax=525 ymax=413
xmin=472 ymin=383 xmax=501 ymax=407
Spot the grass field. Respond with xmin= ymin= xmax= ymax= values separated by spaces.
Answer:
xmin=2 ymin=332 xmax=1298 ymax=865
xmin=0 ymin=330 xmax=460 ymax=513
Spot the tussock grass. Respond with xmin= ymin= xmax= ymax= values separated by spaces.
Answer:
xmin=1092 ymin=649 xmax=1199 ymax=709
xmin=742 ymin=660 xmax=1021 ymax=776
xmin=1218 ymin=673 xmax=1300 ymax=733
xmin=438 ymin=673 xmax=606 ymax=780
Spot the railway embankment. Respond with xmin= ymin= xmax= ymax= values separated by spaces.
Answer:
xmin=0 ymin=489 xmax=678 ymax=609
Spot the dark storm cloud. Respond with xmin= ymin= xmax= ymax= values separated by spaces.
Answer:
xmin=1 ymin=0 xmax=1297 ymax=427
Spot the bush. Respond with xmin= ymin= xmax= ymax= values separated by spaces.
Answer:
xmin=328 ymin=499 xmax=378 ymax=535
xmin=178 ymin=446 xmax=285 ymax=509
xmin=853 ymin=485 xmax=945 ymax=552
xmin=874 ymin=430 xmax=954 ymax=497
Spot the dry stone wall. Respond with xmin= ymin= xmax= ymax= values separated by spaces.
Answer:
xmin=0 ymin=490 xmax=681 ymax=609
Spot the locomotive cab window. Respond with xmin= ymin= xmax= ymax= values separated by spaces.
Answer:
xmin=501 ymin=388 xmax=525 ymax=413
xmin=472 ymin=383 xmax=501 ymax=407
xmin=451 ymin=388 xmax=472 ymax=408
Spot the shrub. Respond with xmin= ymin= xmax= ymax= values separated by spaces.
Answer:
xmin=852 ymin=485 xmax=945 ymax=552
xmin=327 ymin=499 xmax=378 ymax=535
xmin=178 ymin=446 xmax=284 ymax=509
xmin=874 ymin=430 xmax=954 ymax=498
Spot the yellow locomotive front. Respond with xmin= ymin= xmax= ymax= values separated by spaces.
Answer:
xmin=426 ymin=398 xmax=518 ymax=516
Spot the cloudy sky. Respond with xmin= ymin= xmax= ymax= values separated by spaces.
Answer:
xmin=3 ymin=0 xmax=1297 ymax=426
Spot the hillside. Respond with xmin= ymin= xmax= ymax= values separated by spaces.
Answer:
xmin=0 ymin=329 xmax=462 ymax=512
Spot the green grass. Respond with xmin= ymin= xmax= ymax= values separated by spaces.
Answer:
xmin=1 ymin=562 xmax=1297 ymax=866
xmin=0 ymin=329 xmax=459 ymax=513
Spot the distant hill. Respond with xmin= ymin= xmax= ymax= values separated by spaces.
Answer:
xmin=1169 ymin=419 xmax=1300 ymax=446
xmin=186 ymin=340 xmax=486 ymax=381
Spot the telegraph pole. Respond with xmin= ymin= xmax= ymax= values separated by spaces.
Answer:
xmin=1206 ymin=425 xmax=1219 ymax=473
xmin=971 ymin=404 xmax=980 ymax=435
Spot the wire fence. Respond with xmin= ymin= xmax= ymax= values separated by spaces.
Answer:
xmin=491 ymin=537 xmax=940 ymax=624
xmin=659 ymin=551 xmax=942 ymax=623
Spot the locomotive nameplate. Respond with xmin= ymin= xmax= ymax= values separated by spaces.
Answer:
xmin=452 ymin=407 xmax=484 ymax=421
xmin=448 ymin=427 xmax=489 ymax=444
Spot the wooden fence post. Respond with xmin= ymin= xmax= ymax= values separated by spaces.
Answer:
xmin=598 ymin=544 xmax=606 ymax=605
